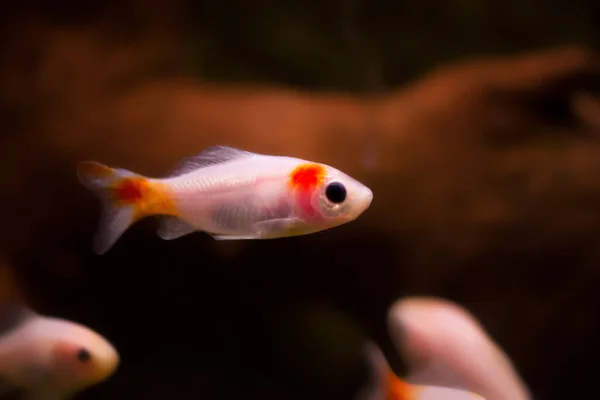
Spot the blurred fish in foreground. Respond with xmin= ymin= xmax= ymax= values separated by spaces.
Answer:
xmin=0 ymin=303 xmax=119 ymax=400
xmin=357 ymin=297 xmax=531 ymax=400
xmin=357 ymin=341 xmax=484 ymax=400
xmin=77 ymin=145 xmax=373 ymax=254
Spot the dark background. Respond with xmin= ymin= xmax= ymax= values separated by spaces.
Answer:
xmin=2 ymin=1 xmax=600 ymax=399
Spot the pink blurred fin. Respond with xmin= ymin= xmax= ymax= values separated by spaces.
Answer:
xmin=354 ymin=341 xmax=389 ymax=400
xmin=76 ymin=161 xmax=141 ymax=255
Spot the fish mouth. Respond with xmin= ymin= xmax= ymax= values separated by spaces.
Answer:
xmin=102 ymin=346 xmax=120 ymax=379
xmin=359 ymin=187 xmax=374 ymax=212
xmin=364 ymin=187 xmax=374 ymax=207
xmin=91 ymin=339 xmax=120 ymax=383
xmin=343 ymin=187 xmax=373 ymax=222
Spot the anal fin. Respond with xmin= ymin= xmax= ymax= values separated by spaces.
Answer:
xmin=157 ymin=217 xmax=198 ymax=240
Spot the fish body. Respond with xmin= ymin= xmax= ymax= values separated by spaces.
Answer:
xmin=357 ymin=342 xmax=485 ymax=400
xmin=0 ymin=304 xmax=119 ymax=400
xmin=77 ymin=146 xmax=373 ymax=254
xmin=387 ymin=298 xmax=532 ymax=400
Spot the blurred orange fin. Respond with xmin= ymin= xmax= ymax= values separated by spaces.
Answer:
xmin=357 ymin=341 xmax=416 ymax=400
xmin=77 ymin=161 xmax=177 ymax=255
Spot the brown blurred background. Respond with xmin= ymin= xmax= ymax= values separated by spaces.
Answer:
xmin=2 ymin=1 xmax=600 ymax=399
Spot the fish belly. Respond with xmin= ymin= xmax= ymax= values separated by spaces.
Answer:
xmin=173 ymin=178 xmax=295 ymax=236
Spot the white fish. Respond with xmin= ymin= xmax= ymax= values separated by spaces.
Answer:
xmin=77 ymin=146 xmax=374 ymax=254
xmin=0 ymin=303 xmax=119 ymax=400
xmin=356 ymin=341 xmax=486 ymax=400
xmin=386 ymin=297 xmax=532 ymax=400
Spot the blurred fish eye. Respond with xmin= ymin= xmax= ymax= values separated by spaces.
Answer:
xmin=76 ymin=348 xmax=92 ymax=363
xmin=325 ymin=182 xmax=347 ymax=203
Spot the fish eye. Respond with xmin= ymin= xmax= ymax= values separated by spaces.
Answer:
xmin=77 ymin=348 xmax=92 ymax=363
xmin=325 ymin=182 xmax=347 ymax=204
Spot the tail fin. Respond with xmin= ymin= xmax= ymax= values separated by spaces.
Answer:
xmin=77 ymin=161 xmax=148 ymax=255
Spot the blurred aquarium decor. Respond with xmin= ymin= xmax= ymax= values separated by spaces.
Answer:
xmin=1 ymin=1 xmax=600 ymax=399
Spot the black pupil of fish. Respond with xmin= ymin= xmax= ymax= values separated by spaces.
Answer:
xmin=77 ymin=348 xmax=91 ymax=363
xmin=325 ymin=182 xmax=347 ymax=203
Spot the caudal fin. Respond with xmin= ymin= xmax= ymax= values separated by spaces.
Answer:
xmin=77 ymin=161 xmax=147 ymax=255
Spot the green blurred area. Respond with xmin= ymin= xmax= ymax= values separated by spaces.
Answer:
xmin=2 ymin=1 xmax=600 ymax=399
xmin=184 ymin=0 xmax=600 ymax=90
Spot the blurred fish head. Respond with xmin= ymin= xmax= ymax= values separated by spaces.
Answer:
xmin=311 ymin=165 xmax=373 ymax=224
xmin=50 ymin=323 xmax=119 ymax=390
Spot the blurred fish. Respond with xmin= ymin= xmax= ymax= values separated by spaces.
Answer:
xmin=387 ymin=298 xmax=531 ymax=400
xmin=77 ymin=145 xmax=373 ymax=254
xmin=0 ymin=303 xmax=119 ymax=400
xmin=356 ymin=341 xmax=485 ymax=400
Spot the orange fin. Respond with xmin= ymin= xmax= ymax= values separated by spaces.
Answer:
xmin=77 ymin=161 xmax=175 ymax=255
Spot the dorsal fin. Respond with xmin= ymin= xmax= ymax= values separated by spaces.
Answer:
xmin=165 ymin=146 xmax=256 ymax=177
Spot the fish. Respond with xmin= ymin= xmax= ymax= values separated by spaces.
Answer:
xmin=77 ymin=145 xmax=374 ymax=254
xmin=0 ymin=302 xmax=119 ymax=400
xmin=356 ymin=341 xmax=486 ymax=400
xmin=386 ymin=297 xmax=531 ymax=400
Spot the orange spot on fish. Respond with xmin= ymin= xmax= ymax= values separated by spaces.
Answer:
xmin=289 ymin=163 xmax=326 ymax=190
xmin=288 ymin=163 xmax=326 ymax=218
xmin=151 ymin=182 xmax=178 ymax=216
xmin=111 ymin=178 xmax=178 ymax=219
xmin=386 ymin=370 xmax=414 ymax=400
xmin=114 ymin=179 xmax=145 ymax=204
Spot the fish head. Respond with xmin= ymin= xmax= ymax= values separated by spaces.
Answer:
xmin=311 ymin=165 xmax=373 ymax=224
xmin=49 ymin=321 xmax=119 ymax=392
